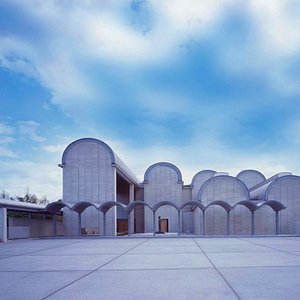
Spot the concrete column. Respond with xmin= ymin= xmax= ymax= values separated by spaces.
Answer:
xmin=227 ymin=211 xmax=230 ymax=236
xmin=275 ymin=211 xmax=279 ymax=235
xmin=202 ymin=211 xmax=206 ymax=236
xmin=98 ymin=212 xmax=101 ymax=238
xmin=152 ymin=211 xmax=156 ymax=236
xmin=102 ymin=212 xmax=106 ymax=236
xmin=0 ymin=207 xmax=7 ymax=243
xmin=251 ymin=211 xmax=255 ymax=235
xmin=129 ymin=184 xmax=134 ymax=235
xmin=177 ymin=210 xmax=181 ymax=236
xmin=128 ymin=212 xmax=131 ymax=237
xmin=78 ymin=213 xmax=81 ymax=237
xmin=52 ymin=214 xmax=57 ymax=237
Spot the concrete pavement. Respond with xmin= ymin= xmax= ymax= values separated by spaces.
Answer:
xmin=1 ymin=237 xmax=300 ymax=299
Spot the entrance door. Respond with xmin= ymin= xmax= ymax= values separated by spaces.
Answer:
xmin=160 ymin=219 xmax=168 ymax=232
xmin=117 ymin=219 xmax=128 ymax=235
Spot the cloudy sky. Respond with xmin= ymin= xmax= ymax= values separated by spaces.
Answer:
xmin=1 ymin=0 xmax=300 ymax=200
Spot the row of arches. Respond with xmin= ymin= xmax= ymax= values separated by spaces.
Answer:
xmin=45 ymin=199 xmax=285 ymax=237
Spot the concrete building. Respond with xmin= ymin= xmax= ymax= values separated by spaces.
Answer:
xmin=50 ymin=137 xmax=299 ymax=237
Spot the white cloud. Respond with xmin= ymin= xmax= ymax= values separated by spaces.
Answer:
xmin=107 ymin=134 xmax=294 ymax=185
xmin=0 ymin=123 xmax=15 ymax=135
xmin=0 ymin=159 xmax=62 ymax=200
xmin=0 ymin=146 xmax=18 ymax=158
xmin=17 ymin=121 xmax=46 ymax=142
xmin=0 ymin=136 xmax=15 ymax=144
xmin=42 ymin=144 xmax=67 ymax=153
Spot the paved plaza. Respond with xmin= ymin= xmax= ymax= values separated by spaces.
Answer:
xmin=1 ymin=237 xmax=300 ymax=299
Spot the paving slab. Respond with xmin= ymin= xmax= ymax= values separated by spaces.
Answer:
xmin=127 ymin=244 xmax=201 ymax=254
xmin=27 ymin=246 xmax=132 ymax=256
xmin=199 ymin=244 xmax=277 ymax=253
xmin=0 ymin=271 xmax=89 ymax=300
xmin=101 ymin=253 xmax=213 ymax=270
xmin=0 ymin=254 xmax=117 ymax=271
xmin=220 ymin=266 xmax=300 ymax=299
xmin=47 ymin=269 xmax=238 ymax=300
xmin=206 ymin=251 xmax=300 ymax=268
xmin=1 ymin=237 xmax=300 ymax=299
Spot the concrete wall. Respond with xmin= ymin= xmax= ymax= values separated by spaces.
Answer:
xmin=266 ymin=176 xmax=300 ymax=234
xmin=8 ymin=216 xmax=63 ymax=238
xmin=199 ymin=176 xmax=250 ymax=235
xmin=237 ymin=170 xmax=266 ymax=189
xmin=144 ymin=163 xmax=182 ymax=233
xmin=192 ymin=170 xmax=215 ymax=235
xmin=62 ymin=139 xmax=116 ymax=236
xmin=0 ymin=208 xmax=7 ymax=242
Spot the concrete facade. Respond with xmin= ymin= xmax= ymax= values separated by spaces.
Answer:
xmin=0 ymin=207 xmax=7 ymax=242
xmin=59 ymin=138 xmax=300 ymax=236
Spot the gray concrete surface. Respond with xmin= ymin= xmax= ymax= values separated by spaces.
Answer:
xmin=1 ymin=237 xmax=300 ymax=299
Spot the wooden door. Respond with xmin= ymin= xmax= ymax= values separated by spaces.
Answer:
xmin=160 ymin=219 xmax=168 ymax=232
xmin=117 ymin=219 xmax=128 ymax=235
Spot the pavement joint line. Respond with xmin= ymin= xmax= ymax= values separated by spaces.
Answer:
xmin=239 ymin=238 xmax=300 ymax=257
xmin=3 ymin=264 xmax=300 ymax=273
xmin=193 ymin=238 xmax=241 ymax=300
xmin=0 ymin=240 xmax=87 ymax=259
xmin=41 ymin=238 xmax=150 ymax=299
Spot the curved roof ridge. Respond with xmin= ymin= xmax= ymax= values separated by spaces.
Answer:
xmin=60 ymin=138 xmax=141 ymax=185
xmin=191 ymin=169 xmax=216 ymax=185
xmin=264 ymin=175 xmax=300 ymax=200
xmin=143 ymin=162 xmax=183 ymax=183
xmin=197 ymin=175 xmax=250 ymax=201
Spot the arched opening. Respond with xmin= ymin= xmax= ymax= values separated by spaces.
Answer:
xmin=180 ymin=201 xmax=205 ymax=235
xmin=126 ymin=201 xmax=153 ymax=236
xmin=72 ymin=202 xmax=99 ymax=236
xmin=231 ymin=202 xmax=254 ymax=235
xmin=204 ymin=201 xmax=231 ymax=235
xmin=153 ymin=201 xmax=179 ymax=235
xmin=99 ymin=202 xmax=127 ymax=236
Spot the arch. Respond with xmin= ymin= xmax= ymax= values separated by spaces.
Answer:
xmin=198 ymin=175 xmax=250 ymax=201
xmin=99 ymin=201 xmax=127 ymax=213
xmin=143 ymin=162 xmax=183 ymax=183
xmin=205 ymin=200 xmax=232 ymax=212
xmin=236 ymin=169 xmax=266 ymax=189
xmin=153 ymin=201 xmax=179 ymax=212
xmin=236 ymin=169 xmax=266 ymax=180
xmin=180 ymin=201 xmax=205 ymax=212
xmin=264 ymin=175 xmax=300 ymax=200
xmin=61 ymin=138 xmax=115 ymax=165
xmin=72 ymin=201 xmax=99 ymax=213
xmin=126 ymin=201 xmax=153 ymax=213
xmin=191 ymin=170 xmax=216 ymax=186
xmin=232 ymin=200 xmax=258 ymax=212
xmin=44 ymin=201 xmax=72 ymax=214
xmin=257 ymin=200 xmax=286 ymax=212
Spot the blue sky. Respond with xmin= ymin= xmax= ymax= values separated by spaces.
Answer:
xmin=1 ymin=1 xmax=300 ymax=200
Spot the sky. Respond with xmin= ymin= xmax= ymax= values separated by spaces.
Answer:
xmin=1 ymin=0 xmax=300 ymax=201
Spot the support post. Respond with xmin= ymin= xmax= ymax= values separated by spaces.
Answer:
xmin=129 ymin=184 xmax=134 ymax=234
xmin=0 ymin=207 xmax=7 ymax=243
xmin=177 ymin=210 xmax=181 ymax=236
xmin=202 ymin=211 xmax=206 ymax=236
xmin=275 ymin=211 xmax=279 ymax=235
xmin=227 ymin=211 xmax=230 ymax=236
xmin=98 ymin=212 xmax=101 ymax=238
xmin=128 ymin=212 xmax=131 ymax=237
xmin=102 ymin=212 xmax=106 ymax=236
xmin=52 ymin=214 xmax=57 ymax=237
xmin=153 ymin=211 xmax=156 ymax=236
xmin=251 ymin=211 xmax=255 ymax=235
xmin=78 ymin=213 xmax=81 ymax=237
